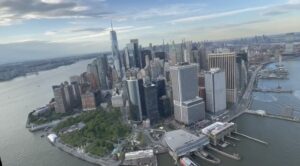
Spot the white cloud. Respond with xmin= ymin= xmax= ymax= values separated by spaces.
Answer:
xmin=170 ymin=5 xmax=274 ymax=24
xmin=288 ymin=0 xmax=300 ymax=4
xmin=41 ymin=0 xmax=63 ymax=4
xmin=44 ymin=31 xmax=57 ymax=36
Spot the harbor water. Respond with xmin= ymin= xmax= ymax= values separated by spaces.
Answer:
xmin=1 ymin=58 xmax=300 ymax=166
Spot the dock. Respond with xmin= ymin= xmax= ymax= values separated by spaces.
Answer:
xmin=193 ymin=151 xmax=221 ymax=165
xmin=253 ymin=88 xmax=293 ymax=93
xmin=233 ymin=132 xmax=268 ymax=145
xmin=206 ymin=145 xmax=241 ymax=161
xmin=225 ymin=135 xmax=240 ymax=141
xmin=245 ymin=111 xmax=300 ymax=123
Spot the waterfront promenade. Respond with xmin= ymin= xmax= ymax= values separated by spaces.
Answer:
xmin=53 ymin=138 xmax=120 ymax=166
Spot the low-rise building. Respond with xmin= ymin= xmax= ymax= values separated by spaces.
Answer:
xmin=123 ymin=149 xmax=157 ymax=166
xmin=163 ymin=129 xmax=209 ymax=160
xmin=201 ymin=122 xmax=237 ymax=146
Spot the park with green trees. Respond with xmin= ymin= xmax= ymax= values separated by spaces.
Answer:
xmin=53 ymin=107 xmax=131 ymax=157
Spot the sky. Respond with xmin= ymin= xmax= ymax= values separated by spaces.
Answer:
xmin=1 ymin=0 xmax=300 ymax=64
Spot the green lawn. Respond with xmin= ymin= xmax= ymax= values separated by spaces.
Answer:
xmin=54 ymin=108 xmax=131 ymax=157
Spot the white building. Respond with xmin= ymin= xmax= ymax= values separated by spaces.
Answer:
xmin=170 ymin=63 xmax=205 ymax=125
xmin=205 ymin=68 xmax=227 ymax=114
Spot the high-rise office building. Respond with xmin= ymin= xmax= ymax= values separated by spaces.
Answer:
xmin=141 ymin=49 xmax=152 ymax=68
xmin=125 ymin=44 xmax=135 ymax=69
xmin=143 ymin=83 xmax=160 ymax=124
xmin=63 ymin=82 xmax=75 ymax=109
xmin=205 ymin=68 xmax=227 ymax=114
xmin=96 ymin=55 xmax=109 ymax=90
xmin=127 ymin=77 xmax=143 ymax=121
xmin=208 ymin=52 xmax=238 ymax=103
xmin=170 ymin=63 xmax=205 ymax=124
xmin=236 ymin=52 xmax=249 ymax=97
xmin=131 ymin=39 xmax=142 ymax=68
xmin=81 ymin=90 xmax=101 ymax=111
xmin=52 ymin=84 xmax=69 ymax=113
xmin=87 ymin=61 xmax=100 ymax=90
xmin=71 ymin=82 xmax=81 ymax=107
xmin=110 ymin=23 xmax=122 ymax=79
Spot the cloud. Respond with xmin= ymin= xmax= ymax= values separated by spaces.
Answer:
xmin=44 ymin=31 xmax=57 ymax=36
xmin=70 ymin=27 xmax=106 ymax=33
xmin=133 ymin=3 xmax=205 ymax=20
xmin=106 ymin=3 xmax=206 ymax=22
xmin=170 ymin=1 xmax=300 ymax=24
xmin=213 ymin=19 xmax=269 ymax=29
xmin=262 ymin=2 xmax=300 ymax=16
xmin=288 ymin=0 xmax=300 ymax=4
xmin=170 ymin=5 xmax=273 ymax=24
xmin=0 ymin=0 xmax=110 ymax=26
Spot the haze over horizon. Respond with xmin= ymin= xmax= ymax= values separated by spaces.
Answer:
xmin=1 ymin=0 xmax=300 ymax=64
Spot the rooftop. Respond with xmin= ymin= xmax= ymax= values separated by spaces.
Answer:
xmin=202 ymin=122 xmax=235 ymax=136
xmin=125 ymin=149 xmax=154 ymax=160
xmin=164 ymin=129 xmax=208 ymax=153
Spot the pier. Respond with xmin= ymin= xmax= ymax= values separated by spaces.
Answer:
xmin=245 ymin=110 xmax=300 ymax=123
xmin=233 ymin=132 xmax=268 ymax=145
xmin=225 ymin=135 xmax=240 ymax=141
xmin=193 ymin=151 xmax=221 ymax=165
xmin=253 ymin=88 xmax=293 ymax=93
xmin=206 ymin=145 xmax=241 ymax=161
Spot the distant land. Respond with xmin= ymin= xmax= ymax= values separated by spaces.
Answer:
xmin=0 ymin=53 xmax=103 ymax=82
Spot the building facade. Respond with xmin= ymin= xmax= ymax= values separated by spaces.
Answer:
xmin=127 ymin=77 xmax=143 ymax=121
xmin=110 ymin=26 xmax=122 ymax=79
xmin=205 ymin=68 xmax=227 ymax=114
xmin=170 ymin=63 xmax=205 ymax=125
xmin=143 ymin=83 xmax=160 ymax=124
xmin=96 ymin=55 xmax=109 ymax=90
xmin=52 ymin=84 xmax=69 ymax=113
xmin=208 ymin=52 xmax=238 ymax=103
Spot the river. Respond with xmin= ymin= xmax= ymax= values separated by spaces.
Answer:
xmin=1 ymin=58 xmax=300 ymax=166
xmin=0 ymin=59 xmax=96 ymax=166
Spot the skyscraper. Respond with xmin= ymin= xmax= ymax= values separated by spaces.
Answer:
xmin=127 ymin=77 xmax=143 ymax=121
xmin=143 ymin=83 xmax=160 ymax=124
xmin=170 ymin=63 xmax=205 ymax=124
xmin=205 ymin=68 xmax=227 ymax=114
xmin=208 ymin=52 xmax=238 ymax=103
xmin=52 ymin=84 xmax=69 ymax=113
xmin=96 ymin=55 xmax=109 ymax=90
xmin=110 ymin=22 xmax=122 ymax=79
xmin=63 ymin=82 xmax=75 ymax=109
xmin=87 ymin=61 xmax=100 ymax=90
xmin=236 ymin=52 xmax=249 ymax=97
xmin=131 ymin=39 xmax=142 ymax=68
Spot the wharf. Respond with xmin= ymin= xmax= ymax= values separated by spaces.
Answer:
xmin=206 ymin=145 xmax=241 ymax=160
xmin=233 ymin=132 xmax=268 ymax=145
xmin=253 ymin=88 xmax=293 ymax=93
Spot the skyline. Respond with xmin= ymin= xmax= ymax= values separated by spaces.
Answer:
xmin=1 ymin=0 xmax=300 ymax=63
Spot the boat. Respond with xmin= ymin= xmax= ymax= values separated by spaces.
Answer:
xmin=179 ymin=157 xmax=198 ymax=166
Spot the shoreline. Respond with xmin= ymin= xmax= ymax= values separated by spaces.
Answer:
xmin=0 ymin=55 xmax=98 ymax=82
xmin=51 ymin=138 xmax=120 ymax=166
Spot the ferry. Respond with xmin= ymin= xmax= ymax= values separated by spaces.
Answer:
xmin=179 ymin=157 xmax=198 ymax=166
